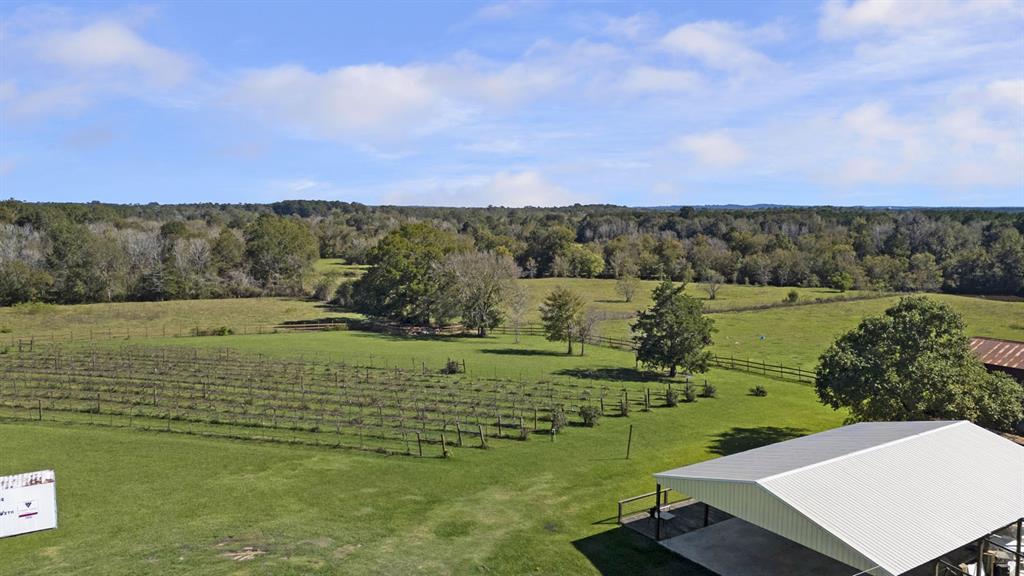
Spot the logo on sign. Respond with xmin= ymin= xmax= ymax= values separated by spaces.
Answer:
xmin=19 ymin=500 xmax=37 ymax=519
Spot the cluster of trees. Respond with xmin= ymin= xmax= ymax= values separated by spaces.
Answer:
xmin=0 ymin=212 xmax=317 ymax=305
xmin=2 ymin=200 xmax=1022 ymax=306
xmin=351 ymin=223 xmax=521 ymax=336
xmin=816 ymin=296 xmax=1024 ymax=432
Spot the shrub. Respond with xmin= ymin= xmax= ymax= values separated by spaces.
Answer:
xmin=701 ymin=382 xmax=717 ymax=398
xmin=550 ymin=407 xmax=568 ymax=431
xmin=665 ymin=386 xmax=679 ymax=407
xmin=313 ymin=273 xmax=341 ymax=302
xmin=441 ymin=358 xmax=464 ymax=374
xmin=579 ymin=405 xmax=601 ymax=427
xmin=750 ymin=384 xmax=768 ymax=397
xmin=331 ymin=281 xmax=355 ymax=307
xmin=191 ymin=326 xmax=233 ymax=337
xmin=683 ymin=382 xmax=697 ymax=402
xmin=785 ymin=289 xmax=799 ymax=304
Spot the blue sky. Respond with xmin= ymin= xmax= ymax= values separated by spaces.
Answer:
xmin=1 ymin=1 xmax=1022 ymax=207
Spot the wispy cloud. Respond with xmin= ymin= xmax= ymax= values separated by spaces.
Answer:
xmin=674 ymin=131 xmax=747 ymax=168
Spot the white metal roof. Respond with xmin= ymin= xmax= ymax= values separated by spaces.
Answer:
xmin=655 ymin=421 xmax=1024 ymax=576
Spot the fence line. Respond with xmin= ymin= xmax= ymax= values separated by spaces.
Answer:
xmin=5 ymin=320 xmax=817 ymax=384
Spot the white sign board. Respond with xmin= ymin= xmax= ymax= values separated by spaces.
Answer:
xmin=0 ymin=470 xmax=57 ymax=538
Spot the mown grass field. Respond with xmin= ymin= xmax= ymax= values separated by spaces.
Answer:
xmin=518 ymin=277 xmax=876 ymax=321
xmin=707 ymin=293 xmax=1024 ymax=368
xmin=1 ymin=329 xmax=841 ymax=576
xmin=0 ymin=298 xmax=343 ymax=340
xmin=0 ymin=279 xmax=871 ymax=342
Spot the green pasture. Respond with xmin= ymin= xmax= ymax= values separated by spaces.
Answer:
xmin=1 ymin=287 xmax=1020 ymax=575
xmin=0 ymin=298 xmax=343 ymax=340
xmin=518 ymin=277 xmax=876 ymax=321
xmin=707 ymin=293 xmax=1024 ymax=368
xmin=1 ymin=328 xmax=842 ymax=576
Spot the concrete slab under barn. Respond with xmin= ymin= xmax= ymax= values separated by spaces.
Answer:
xmin=660 ymin=518 xmax=858 ymax=576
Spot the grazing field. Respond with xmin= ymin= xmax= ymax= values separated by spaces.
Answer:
xmin=0 ymin=280 xmax=876 ymax=344
xmin=0 ymin=298 xmax=345 ymax=341
xmin=518 ymin=277 xmax=877 ymax=322
xmin=708 ymin=293 xmax=1024 ymax=368
xmin=0 ymin=328 xmax=842 ymax=576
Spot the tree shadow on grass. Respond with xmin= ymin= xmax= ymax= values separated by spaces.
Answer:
xmin=555 ymin=367 xmax=667 ymax=383
xmin=707 ymin=426 xmax=806 ymax=456
xmin=571 ymin=526 xmax=715 ymax=576
xmin=481 ymin=348 xmax=569 ymax=357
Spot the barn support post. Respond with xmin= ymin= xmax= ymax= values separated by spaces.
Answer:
xmin=977 ymin=536 xmax=985 ymax=571
xmin=1016 ymin=517 xmax=1022 ymax=576
xmin=703 ymin=503 xmax=710 ymax=527
xmin=655 ymin=483 xmax=663 ymax=541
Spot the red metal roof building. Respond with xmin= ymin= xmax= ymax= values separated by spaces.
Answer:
xmin=970 ymin=337 xmax=1024 ymax=381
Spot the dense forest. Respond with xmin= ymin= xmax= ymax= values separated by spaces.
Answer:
xmin=0 ymin=199 xmax=1022 ymax=307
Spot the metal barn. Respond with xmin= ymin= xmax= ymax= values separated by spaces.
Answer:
xmin=654 ymin=421 xmax=1023 ymax=576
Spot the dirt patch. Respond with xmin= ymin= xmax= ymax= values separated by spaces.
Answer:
xmin=221 ymin=547 xmax=266 ymax=561
xmin=334 ymin=543 xmax=361 ymax=559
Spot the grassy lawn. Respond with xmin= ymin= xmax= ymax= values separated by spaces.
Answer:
xmin=0 ymin=298 xmax=344 ymax=340
xmin=519 ymin=277 xmax=876 ymax=322
xmin=708 ymin=293 xmax=1024 ymax=368
xmin=0 ymin=330 xmax=841 ymax=576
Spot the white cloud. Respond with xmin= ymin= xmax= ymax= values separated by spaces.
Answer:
xmin=842 ymin=102 xmax=910 ymax=140
xmin=441 ymin=60 xmax=564 ymax=107
xmin=3 ymin=84 xmax=92 ymax=117
xmin=232 ymin=64 xmax=445 ymax=141
xmin=819 ymin=0 xmax=1022 ymax=40
xmin=39 ymin=21 xmax=191 ymax=87
xmin=381 ymin=170 xmax=578 ymax=207
xmin=229 ymin=56 xmax=569 ymax=143
xmin=475 ymin=1 xmax=546 ymax=21
xmin=987 ymin=79 xmax=1024 ymax=110
xmin=621 ymin=66 xmax=700 ymax=94
xmin=660 ymin=21 xmax=774 ymax=72
xmin=674 ymin=131 xmax=747 ymax=168
xmin=939 ymin=108 xmax=1019 ymax=164
xmin=602 ymin=14 xmax=657 ymax=41
xmin=2 ymin=18 xmax=193 ymax=119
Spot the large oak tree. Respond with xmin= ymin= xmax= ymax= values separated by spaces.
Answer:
xmin=816 ymin=296 xmax=1023 ymax=431
xmin=632 ymin=280 xmax=714 ymax=377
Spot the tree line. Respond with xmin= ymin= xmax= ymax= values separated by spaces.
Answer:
xmin=1 ymin=199 xmax=1022 ymax=306
xmin=0 ymin=212 xmax=317 ymax=305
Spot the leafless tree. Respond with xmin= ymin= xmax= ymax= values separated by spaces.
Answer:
xmin=438 ymin=251 xmax=519 ymax=336
xmin=703 ymin=271 xmax=724 ymax=300
xmin=173 ymin=237 xmax=212 ymax=298
xmin=506 ymin=282 xmax=530 ymax=343
xmin=576 ymin=308 xmax=604 ymax=356
xmin=0 ymin=224 xmax=46 ymax=266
